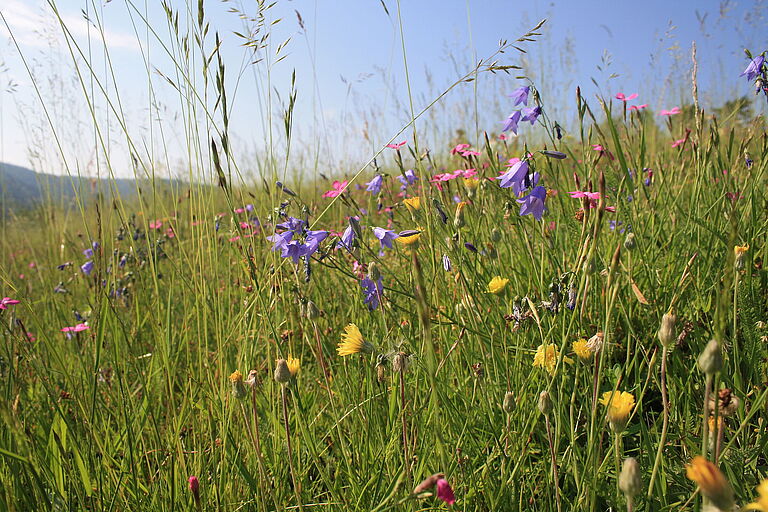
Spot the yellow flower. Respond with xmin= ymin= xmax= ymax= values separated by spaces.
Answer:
xmin=396 ymin=231 xmax=421 ymax=246
xmin=600 ymin=391 xmax=635 ymax=431
xmin=533 ymin=343 xmax=573 ymax=375
xmin=403 ymin=196 xmax=421 ymax=211
xmin=734 ymin=244 xmax=750 ymax=256
xmin=487 ymin=276 xmax=509 ymax=295
xmin=286 ymin=356 xmax=300 ymax=376
xmin=572 ymin=339 xmax=593 ymax=360
xmin=685 ymin=456 xmax=734 ymax=511
xmin=229 ymin=370 xmax=243 ymax=383
xmin=337 ymin=324 xmax=373 ymax=356
xmin=463 ymin=177 xmax=480 ymax=190
xmin=745 ymin=479 xmax=768 ymax=511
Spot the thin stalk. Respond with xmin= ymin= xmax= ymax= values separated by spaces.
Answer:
xmin=281 ymin=385 xmax=302 ymax=511
xmin=647 ymin=346 xmax=669 ymax=497
xmin=545 ymin=414 xmax=562 ymax=512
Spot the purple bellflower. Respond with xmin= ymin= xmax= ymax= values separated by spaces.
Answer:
xmin=502 ymin=111 xmax=522 ymax=134
xmin=372 ymin=227 xmax=399 ymax=249
xmin=365 ymin=175 xmax=384 ymax=195
xmin=361 ymin=276 xmax=384 ymax=311
xmin=396 ymin=169 xmax=418 ymax=191
xmin=741 ymin=55 xmax=765 ymax=82
xmin=521 ymin=106 xmax=542 ymax=125
xmin=509 ymin=86 xmax=530 ymax=106
xmin=81 ymin=260 xmax=94 ymax=276
xmin=518 ymin=186 xmax=547 ymax=221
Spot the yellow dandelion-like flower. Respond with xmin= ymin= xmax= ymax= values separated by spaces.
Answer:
xmin=286 ymin=356 xmax=300 ymax=376
xmin=487 ymin=276 xmax=509 ymax=295
xmin=685 ymin=456 xmax=735 ymax=511
xmin=600 ymin=391 xmax=635 ymax=431
xmin=463 ymin=177 xmax=480 ymax=190
xmin=745 ymin=479 xmax=768 ymax=511
xmin=403 ymin=196 xmax=421 ymax=211
xmin=229 ymin=370 xmax=243 ymax=383
xmin=337 ymin=323 xmax=373 ymax=356
xmin=532 ymin=344 xmax=573 ymax=375
xmin=734 ymin=244 xmax=750 ymax=256
xmin=396 ymin=231 xmax=421 ymax=246
xmin=572 ymin=339 xmax=593 ymax=360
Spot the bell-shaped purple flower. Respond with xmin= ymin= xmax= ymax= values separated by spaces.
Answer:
xmin=396 ymin=169 xmax=418 ymax=191
xmin=521 ymin=106 xmax=542 ymax=125
xmin=365 ymin=175 xmax=384 ymax=195
xmin=304 ymin=230 xmax=329 ymax=256
xmin=517 ymin=186 xmax=547 ymax=221
xmin=498 ymin=160 xmax=529 ymax=192
xmin=502 ymin=111 xmax=522 ymax=134
xmin=741 ymin=55 xmax=765 ymax=82
xmin=372 ymin=227 xmax=399 ymax=249
xmin=508 ymin=86 xmax=530 ymax=106
xmin=81 ymin=260 xmax=94 ymax=276
xmin=361 ymin=276 xmax=384 ymax=311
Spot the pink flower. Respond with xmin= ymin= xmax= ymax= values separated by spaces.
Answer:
xmin=629 ymin=104 xmax=648 ymax=111
xmin=568 ymin=190 xmax=601 ymax=200
xmin=188 ymin=476 xmax=200 ymax=504
xmin=592 ymin=144 xmax=605 ymax=152
xmin=234 ymin=208 xmax=245 ymax=214
xmin=659 ymin=107 xmax=681 ymax=116
xmin=322 ymin=180 xmax=348 ymax=198
xmin=616 ymin=92 xmax=638 ymax=101
xmin=436 ymin=479 xmax=456 ymax=505
xmin=461 ymin=150 xmax=481 ymax=157
xmin=0 ymin=297 xmax=20 ymax=310
xmin=450 ymin=143 xmax=471 ymax=155
xmin=498 ymin=133 xmax=507 ymax=141
xmin=149 ymin=220 xmax=163 ymax=230
xmin=671 ymin=138 xmax=685 ymax=148
xmin=61 ymin=323 xmax=89 ymax=333
xmin=386 ymin=140 xmax=406 ymax=150
xmin=165 ymin=228 xmax=175 ymax=238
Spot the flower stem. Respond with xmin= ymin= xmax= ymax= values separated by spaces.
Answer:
xmin=281 ymin=385 xmax=303 ymax=511
xmin=647 ymin=346 xmax=669 ymax=498
xmin=545 ymin=415 xmax=562 ymax=512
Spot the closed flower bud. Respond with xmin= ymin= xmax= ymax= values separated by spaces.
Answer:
xmin=698 ymin=339 xmax=723 ymax=376
xmin=490 ymin=227 xmax=502 ymax=242
xmin=619 ymin=457 xmax=642 ymax=499
xmin=367 ymin=262 xmax=382 ymax=282
xmin=657 ymin=311 xmax=677 ymax=348
xmin=538 ymin=390 xmax=553 ymax=416
xmin=734 ymin=244 xmax=748 ymax=270
xmin=393 ymin=351 xmax=408 ymax=373
xmin=623 ymin=232 xmax=636 ymax=250
xmin=503 ymin=392 xmax=516 ymax=414
xmin=274 ymin=359 xmax=291 ymax=384
xmin=454 ymin=202 xmax=468 ymax=229
xmin=302 ymin=299 xmax=320 ymax=319
xmin=229 ymin=370 xmax=247 ymax=399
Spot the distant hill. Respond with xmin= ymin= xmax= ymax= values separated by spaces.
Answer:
xmin=0 ymin=162 xmax=178 ymax=211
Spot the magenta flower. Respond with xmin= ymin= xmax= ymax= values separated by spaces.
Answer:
xmin=615 ymin=92 xmax=638 ymax=101
xmin=568 ymin=190 xmax=601 ymax=200
xmin=61 ymin=323 xmax=89 ymax=333
xmin=322 ymin=180 xmax=348 ymax=198
xmin=188 ymin=476 xmax=200 ymax=505
xmin=671 ymin=138 xmax=686 ymax=148
xmin=450 ymin=143 xmax=471 ymax=155
xmin=436 ymin=479 xmax=456 ymax=505
xmin=659 ymin=107 xmax=681 ymax=116
xmin=508 ymin=85 xmax=530 ymax=106
xmin=0 ymin=297 xmax=20 ymax=310
xmin=386 ymin=140 xmax=406 ymax=150
xmin=149 ymin=220 xmax=163 ymax=229
xmin=629 ymin=104 xmax=648 ymax=111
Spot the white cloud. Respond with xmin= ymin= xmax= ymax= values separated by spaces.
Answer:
xmin=0 ymin=0 xmax=140 ymax=52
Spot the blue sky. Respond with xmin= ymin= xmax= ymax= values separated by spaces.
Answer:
xmin=0 ymin=0 xmax=765 ymax=176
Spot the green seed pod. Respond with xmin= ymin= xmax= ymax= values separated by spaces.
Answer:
xmin=697 ymin=339 xmax=723 ymax=376
xmin=623 ymin=232 xmax=636 ymax=250
xmin=658 ymin=311 xmax=677 ymax=349
xmin=538 ymin=390 xmax=553 ymax=416
xmin=502 ymin=392 xmax=516 ymax=414
xmin=274 ymin=359 xmax=291 ymax=384
xmin=618 ymin=457 xmax=642 ymax=499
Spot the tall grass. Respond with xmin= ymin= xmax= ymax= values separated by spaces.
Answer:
xmin=0 ymin=1 xmax=767 ymax=511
